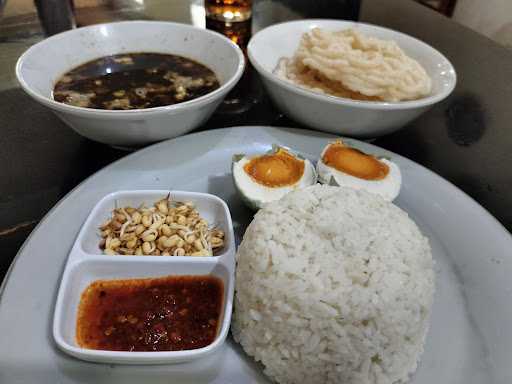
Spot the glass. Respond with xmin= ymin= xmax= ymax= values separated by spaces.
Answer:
xmin=205 ymin=0 xmax=252 ymax=22
xmin=205 ymin=17 xmax=251 ymax=52
xmin=205 ymin=17 xmax=257 ymax=114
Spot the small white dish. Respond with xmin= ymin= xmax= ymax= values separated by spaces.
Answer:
xmin=16 ymin=21 xmax=245 ymax=147
xmin=79 ymin=190 xmax=235 ymax=257
xmin=52 ymin=190 xmax=235 ymax=364
xmin=248 ymin=19 xmax=457 ymax=138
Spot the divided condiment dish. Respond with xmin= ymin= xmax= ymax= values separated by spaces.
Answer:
xmin=53 ymin=190 xmax=235 ymax=364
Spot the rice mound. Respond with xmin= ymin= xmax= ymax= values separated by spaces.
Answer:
xmin=233 ymin=185 xmax=434 ymax=384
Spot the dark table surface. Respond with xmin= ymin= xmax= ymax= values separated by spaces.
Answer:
xmin=1 ymin=0 xmax=511 ymax=283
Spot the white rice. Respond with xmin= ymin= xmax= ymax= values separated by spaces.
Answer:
xmin=232 ymin=185 xmax=434 ymax=384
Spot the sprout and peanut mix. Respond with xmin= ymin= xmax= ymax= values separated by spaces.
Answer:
xmin=99 ymin=196 xmax=224 ymax=256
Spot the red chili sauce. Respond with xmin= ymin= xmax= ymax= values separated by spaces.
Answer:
xmin=76 ymin=275 xmax=224 ymax=352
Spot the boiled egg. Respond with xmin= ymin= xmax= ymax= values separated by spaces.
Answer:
xmin=233 ymin=146 xmax=317 ymax=210
xmin=316 ymin=140 xmax=401 ymax=201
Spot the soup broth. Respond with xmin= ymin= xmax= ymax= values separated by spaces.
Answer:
xmin=53 ymin=53 xmax=220 ymax=110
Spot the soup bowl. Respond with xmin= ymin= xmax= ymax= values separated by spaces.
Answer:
xmin=248 ymin=19 xmax=456 ymax=138
xmin=16 ymin=21 xmax=245 ymax=147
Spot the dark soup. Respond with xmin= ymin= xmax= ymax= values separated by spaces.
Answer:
xmin=76 ymin=275 xmax=224 ymax=352
xmin=53 ymin=53 xmax=220 ymax=110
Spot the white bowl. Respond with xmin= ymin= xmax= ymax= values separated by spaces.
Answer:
xmin=53 ymin=190 xmax=236 ymax=364
xmin=248 ymin=19 xmax=456 ymax=138
xmin=16 ymin=21 xmax=245 ymax=147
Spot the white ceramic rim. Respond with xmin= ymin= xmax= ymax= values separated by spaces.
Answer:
xmin=15 ymin=20 xmax=246 ymax=118
xmin=248 ymin=19 xmax=457 ymax=111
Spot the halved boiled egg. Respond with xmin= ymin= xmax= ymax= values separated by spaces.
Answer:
xmin=233 ymin=146 xmax=317 ymax=209
xmin=317 ymin=140 xmax=401 ymax=201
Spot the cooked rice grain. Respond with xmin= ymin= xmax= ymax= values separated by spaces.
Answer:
xmin=233 ymin=185 xmax=434 ymax=384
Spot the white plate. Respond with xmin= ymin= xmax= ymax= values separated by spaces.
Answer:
xmin=53 ymin=190 xmax=236 ymax=364
xmin=0 ymin=126 xmax=511 ymax=383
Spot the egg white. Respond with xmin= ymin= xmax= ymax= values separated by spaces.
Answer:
xmin=233 ymin=155 xmax=317 ymax=208
xmin=317 ymin=147 xmax=402 ymax=202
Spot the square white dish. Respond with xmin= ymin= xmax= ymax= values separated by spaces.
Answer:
xmin=52 ymin=190 xmax=235 ymax=364
xmin=78 ymin=190 xmax=235 ymax=257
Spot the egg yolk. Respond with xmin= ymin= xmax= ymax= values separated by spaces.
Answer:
xmin=322 ymin=142 xmax=389 ymax=180
xmin=244 ymin=149 xmax=305 ymax=187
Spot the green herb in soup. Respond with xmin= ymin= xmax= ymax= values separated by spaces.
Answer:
xmin=53 ymin=53 xmax=220 ymax=110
